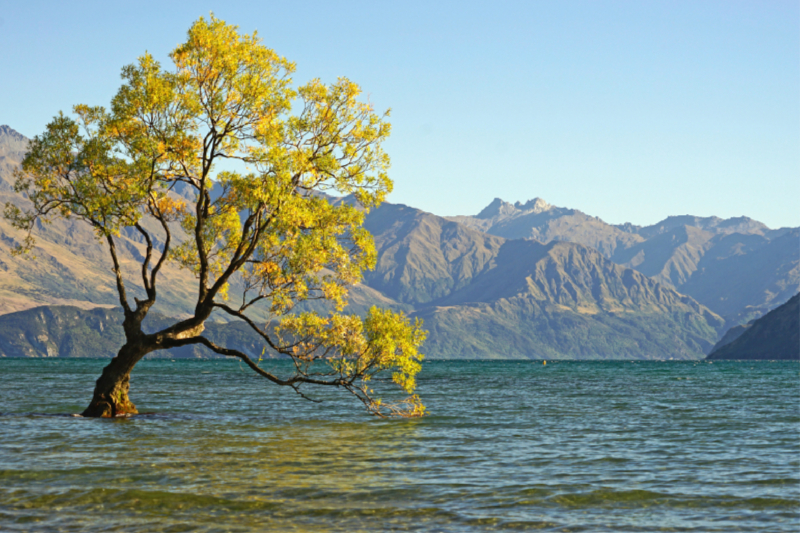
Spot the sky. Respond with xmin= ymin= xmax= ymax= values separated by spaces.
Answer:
xmin=1 ymin=1 xmax=798 ymax=228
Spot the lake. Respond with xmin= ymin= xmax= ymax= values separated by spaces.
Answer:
xmin=1 ymin=359 xmax=798 ymax=532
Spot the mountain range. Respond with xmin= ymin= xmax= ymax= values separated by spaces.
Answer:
xmin=361 ymin=203 xmax=722 ymax=358
xmin=448 ymin=197 xmax=798 ymax=325
xmin=1 ymin=125 xmax=797 ymax=359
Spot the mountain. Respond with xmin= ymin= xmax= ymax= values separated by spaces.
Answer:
xmin=676 ymin=229 xmax=799 ymax=324
xmin=362 ymin=203 xmax=723 ymax=359
xmin=1 ymin=224 xmax=725 ymax=360
xmin=362 ymin=202 xmax=504 ymax=304
xmin=0 ymin=125 xmax=29 ymax=192
xmin=634 ymin=214 xmax=776 ymax=239
xmin=415 ymin=241 xmax=722 ymax=359
xmin=0 ymin=125 xmax=765 ymax=360
xmin=449 ymin=198 xmax=799 ymax=324
xmin=706 ymin=293 xmax=799 ymax=360
xmin=447 ymin=197 xmax=643 ymax=257
xmin=0 ymin=126 xmax=204 ymax=316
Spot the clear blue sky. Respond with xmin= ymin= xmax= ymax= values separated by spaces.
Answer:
xmin=1 ymin=1 xmax=797 ymax=228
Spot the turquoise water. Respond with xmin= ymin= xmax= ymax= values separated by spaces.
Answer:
xmin=0 ymin=359 xmax=798 ymax=532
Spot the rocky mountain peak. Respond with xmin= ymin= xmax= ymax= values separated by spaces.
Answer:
xmin=514 ymin=197 xmax=552 ymax=214
xmin=476 ymin=196 xmax=553 ymax=220
xmin=476 ymin=198 xmax=517 ymax=219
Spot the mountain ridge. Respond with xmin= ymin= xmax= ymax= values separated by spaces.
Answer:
xmin=361 ymin=202 xmax=722 ymax=359
xmin=0 ymin=125 xmax=788 ymax=359
xmin=449 ymin=196 xmax=799 ymax=325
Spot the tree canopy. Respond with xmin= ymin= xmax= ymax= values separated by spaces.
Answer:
xmin=5 ymin=15 xmax=426 ymax=417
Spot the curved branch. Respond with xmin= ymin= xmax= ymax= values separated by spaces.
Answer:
xmin=146 ymin=201 xmax=173 ymax=297
xmin=105 ymin=234 xmax=132 ymax=315
xmin=134 ymin=223 xmax=154 ymax=297
xmin=150 ymin=217 xmax=172 ymax=291
xmin=205 ymin=207 xmax=273 ymax=305
xmin=170 ymin=335 xmax=344 ymax=389
xmin=211 ymin=302 xmax=286 ymax=353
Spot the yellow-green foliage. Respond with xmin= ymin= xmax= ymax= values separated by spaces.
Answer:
xmin=4 ymin=14 xmax=424 ymax=417
xmin=280 ymin=307 xmax=426 ymax=417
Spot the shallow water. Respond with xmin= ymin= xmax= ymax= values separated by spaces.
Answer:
xmin=0 ymin=359 xmax=798 ymax=532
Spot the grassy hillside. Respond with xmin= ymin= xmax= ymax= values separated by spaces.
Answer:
xmin=0 ymin=127 xmax=203 ymax=317
xmin=415 ymin=301 xmax=718 ymax=360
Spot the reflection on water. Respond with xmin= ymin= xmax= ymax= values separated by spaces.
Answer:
xmin=0 ymin=359 xmax=798 ymax=532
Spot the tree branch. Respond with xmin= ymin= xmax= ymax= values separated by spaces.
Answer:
xmin=146 ymin=200 xmax=174 ymax=299
xmin=205 ymin=208 xmax=269 ymax=302
xmin=134 ymin=223 xmax=154 ymax=297
xmin=211 ymin=302 xmax=285 ymax=353
xmin=105 ymin=234 xmax=132 ymax=315
xmin=168 ymin=335 xmax=343 ymax=389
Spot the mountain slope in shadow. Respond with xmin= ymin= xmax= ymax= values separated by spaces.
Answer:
xmin=707 ymin=293 xmax=799 ymax=360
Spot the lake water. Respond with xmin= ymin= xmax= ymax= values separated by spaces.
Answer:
xmin=0 ymin=359 xmax=798 ymax=532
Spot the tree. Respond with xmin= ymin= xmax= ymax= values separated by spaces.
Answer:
xmin=4 ymin=15 xmax=426 ymax=418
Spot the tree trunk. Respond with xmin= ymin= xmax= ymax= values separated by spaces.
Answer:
xmin=82 ymin=341 xmax=151 ymax=417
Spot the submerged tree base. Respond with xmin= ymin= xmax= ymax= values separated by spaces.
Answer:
xmin=82 ymin=398 xmax=137 ymax=418
xmin=81 ymin=363 xmax=138 ymax=417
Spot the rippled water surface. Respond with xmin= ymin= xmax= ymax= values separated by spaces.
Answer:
xmin=1 ymin=359 xmax=798 ymax=532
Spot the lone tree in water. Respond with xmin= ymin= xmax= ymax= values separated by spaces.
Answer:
xmin=5 ymin=16 xmax=425 ymax=418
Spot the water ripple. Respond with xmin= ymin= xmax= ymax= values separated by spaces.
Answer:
xmin=0 ymin=359 xmax=798 ymax=532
